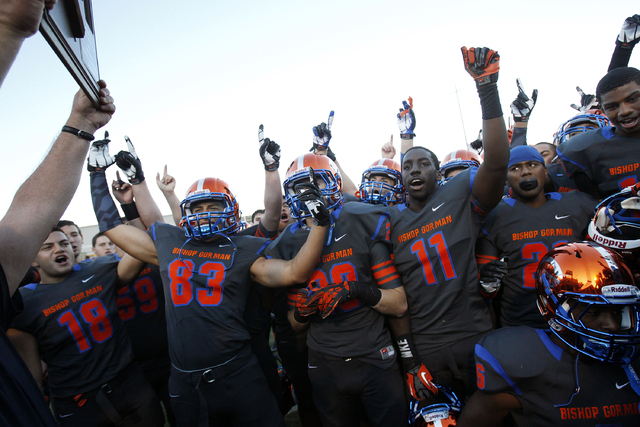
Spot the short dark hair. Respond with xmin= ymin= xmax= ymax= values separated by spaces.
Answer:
xmin=251 ymin=209 xmax=265 ymax=223
xmin=596 ymin=67 xmax=640 ymax=102
xmin=57 ymin=220 xmax=82 ymax=236
xmin=92 ymin=232 xmax=106 ymax=248
xmin=404 ymin=146 xmax=440 ymax=170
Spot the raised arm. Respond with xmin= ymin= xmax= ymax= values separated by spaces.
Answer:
xmin=608 ymin=14 xmax=640 ymax=71
xmin=0 ymin=81 xmax=115 ymax=295
xmin=258 ymin=124 xmax=283 ymax=233
xmin=0 ymin=0 xmax=56 ymax=88
xmin=461 ymin=46 xmax=510 ymax=210
xmin=509 ymin=78 xmax=537 ymax=147
xmin=250 ymin=177 xmax=330 ymax=287
xmin=156 ymin=165 xmax=183 ymax=226
xmin=397 ymin=97 xmax=416 ymax=158
xmin=115 ymin=136 xmax=165 ymax=227
xmin=88 ymin=140 xmax=159 ymax=265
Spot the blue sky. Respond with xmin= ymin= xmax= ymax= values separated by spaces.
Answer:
xmin=0 ymin=0 xmax=638 ymax=225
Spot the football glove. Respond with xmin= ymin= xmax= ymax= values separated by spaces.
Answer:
xmin=510 ymin=78 xmax=538 ymax=122
xmin=617 ymin=14 xmax=640 ymax=49
xmin=114 ymin=136 xmax=145 ymax=184
xmin=258 ymin=124 xmax=281 ymax=171
xmin=406 ymin=363 xmax=439 ymax=400
xmin=570 ymin=86 xmax=599 ymax=113
xmin=295 ymin=285 xmax=320 ymax=317
xmin=461 ymin=46 xmax=500 ymax=86
xmin=293 ymin=168 xmax=331 ymax=226
xmin=306 ymin=281 xmax=357 ymax=319
xmin=312 ymin=111 xmax=334 ymax=149
xmin=397 ymin=97 xmax=416 ymax=139
xmin=478 ymin=258 xmax=508 ymax=298
xmin=87 ymin=131 xmax=115 ymax=172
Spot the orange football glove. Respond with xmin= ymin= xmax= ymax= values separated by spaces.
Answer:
xmin=406 ymin=363 xmax=439 ymax=400
xmin=461 ymin=46 xmax=500 ymax=86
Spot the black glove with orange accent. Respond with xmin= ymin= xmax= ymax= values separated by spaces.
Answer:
xmin=308 ymin=281 xmax=381 ymax=319
xmin=461 ymin=46 xmax=500 ymax=86
xmin=396 ymin=333 xmax=438 ymax=400
xmin=294 ymin=168 xmax=331 ymax=226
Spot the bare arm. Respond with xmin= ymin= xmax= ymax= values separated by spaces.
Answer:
xmin=250 ymin=224 xmax=328 ymax=287
xmin=7 ymin=328 xmax=43 ymax=389
xmin=457 ymin=390 xmax=521 ymax=427
xmin=288 ymin=309 xmax=310 ymax=332
xmin=0 ymin=0 xmax=56 ymax=89
xmin=260 ymin=169 xmax=282 ymax=233
xmin=106 ymin=224 xmax=158 ymax=266
xmin=132 ymin=180 xmax=165 ymax=227
xmin=116 ymin=253 xmax=147 ymax=287
xmin=156 ymin=165 xmax=182 ymax=226
xmin=0 ymin=81 xmax=115 ymax=295
xmin=371 ymin=287 xmax=407 ymax=317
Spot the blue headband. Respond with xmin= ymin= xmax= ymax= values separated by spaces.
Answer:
xmin=508 ymin=145 xmax=545 ymax=168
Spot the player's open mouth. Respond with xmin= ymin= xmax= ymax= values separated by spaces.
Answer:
xmin=281 ymin=212 xmax=289 ymax=222
xmin=409 ymin=178 xmax=424 ymax=190
xmin=55 ymin=255 xmax=68 ymax=264
xmin=619 ymin=116 xmax=639 ymax=129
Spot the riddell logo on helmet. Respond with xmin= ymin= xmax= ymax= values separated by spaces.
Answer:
xmin=591 ymin=234 xmax=627 ymax=249
xmin=602 ymin=285 xmax=639 ymax=297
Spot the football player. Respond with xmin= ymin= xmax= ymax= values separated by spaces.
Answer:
xmin=57 ymin=220 xmax=85 ymax=263
xmin=356 ymin=158 xmax=404 ymax=205
xmin=8 ymin=227 xmax=165 ymax=427
xmin=267 ymin=152 xmax=408 ymax=427
xmin=476 ymin=146 xmax=597 ymax=328
xmin=439 ymin=149 xmax=482 ymax=183
xmin=557 ymin=66 xmax=640 ymax=199
xmin=88 ymin=138 xmax=330 ymax=427
xmin=458 ymin=242 xmax=640 ymax=426
xmin=386 ymin=46 xmax=510 ymax=402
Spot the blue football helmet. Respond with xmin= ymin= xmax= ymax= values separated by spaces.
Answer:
xmin=283 ymin=153 xmax=342 ymax=220
xmin=553 ymin=111 xmax=611 ymax=146
xmin=180 ymin=177 xmax=243 ymax=238
xmin=358 ymin=158 xmax=403 ymax=205
xmin=536 ymin=241 xmax=640 ymax=364
xmin=409 ymin=384 xmax=462 ymax=426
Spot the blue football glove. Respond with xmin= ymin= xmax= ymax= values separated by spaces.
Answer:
xmin=397 ymin=97 xmax=415 ymax=139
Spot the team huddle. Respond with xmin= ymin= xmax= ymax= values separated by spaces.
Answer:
xmin=1 ymin=2 xmax=640 ymax=427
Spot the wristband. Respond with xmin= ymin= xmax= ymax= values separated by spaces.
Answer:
xmin=400 ymin=133 xmax=415 ymax=140
xmin=293 ymin=309 xmax=311 ymax=324
xmin=351 ymin=281 xmax=382 ymax=306
xmin=477 ymin=83 xmax=503 ymax=120
xmin=61 ymin=126 xmax=95 ymax=141
xmin=120 ymin=202 xmax=140 ymax=221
